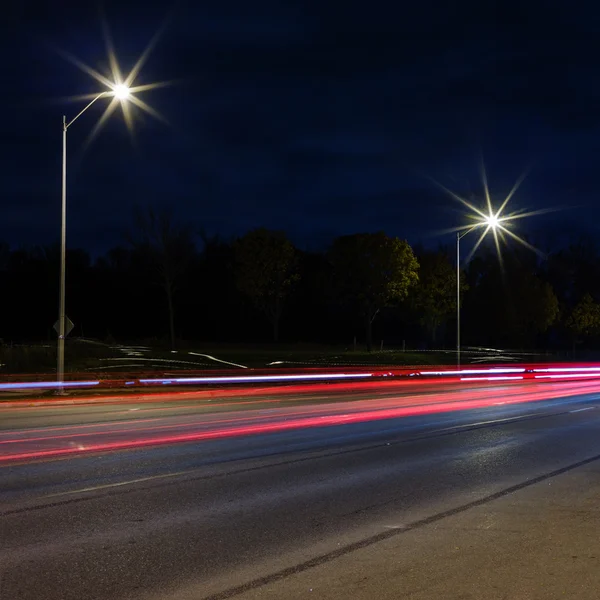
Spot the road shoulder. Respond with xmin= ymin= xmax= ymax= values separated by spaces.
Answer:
xmin=214 ymin=458 xmax=600 ymax=600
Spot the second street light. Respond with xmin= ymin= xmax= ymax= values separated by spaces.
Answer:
xmin=433 ymin=164 xmax=544 ymax=370
xmin=456 ymin=214 xmax=500 ymax=369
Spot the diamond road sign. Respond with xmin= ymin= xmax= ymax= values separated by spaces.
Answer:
xmin=53 ymin=317 xmax=74 ymax=338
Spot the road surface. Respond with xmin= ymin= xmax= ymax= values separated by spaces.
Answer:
xmin=1 ymin=379 xmax=600 ymax=599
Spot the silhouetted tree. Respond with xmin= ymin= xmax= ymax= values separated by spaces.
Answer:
xmin=328 ymin=232 xmax=419 ymax=351
xmin=234 ymin=228 xmax=299 ymax=342
xmin=464 ymin=248 xmax=557 ymax=348
xmin=508 ymin=273 xmax=559 ymax=346
xmin=129 ymin=207 xmax=196 ymax=349
xmin=412 ymin=250 xmax=459 ymax=345
xmin=1 ymin=222 xmax=596 ymax=353
xmin=286 ymin=251 xmax=337 ymax=343
xmin=565 ymin=293 xmax=600 ymax=354
xmin=546 ymin=238 xmax=600 ymax=307
xmin=195 ymin=234 xmax=242 ymax=341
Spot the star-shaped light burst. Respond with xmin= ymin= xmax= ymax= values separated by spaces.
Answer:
xmin=432 ymin=161 xmax=554 ymax=265
xmin=59 ymin=18 xmax=171 ymax=144
xmin=113 ymin=84 xmax=130 ymax=100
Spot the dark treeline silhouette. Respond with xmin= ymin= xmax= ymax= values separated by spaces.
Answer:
xmin=2 ymin=213 xmax=600 ymax=352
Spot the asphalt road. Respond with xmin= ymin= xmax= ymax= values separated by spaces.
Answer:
xmin=1 ymin=380 xmax=600 ymax=599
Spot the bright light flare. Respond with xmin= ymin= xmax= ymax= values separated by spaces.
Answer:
xmin=431 ymin=161 xmax=552 ymax=263
xmin=112 ymin=84 xmax=130 ymax=100
xmin=485 ymin=214 xmax=499 ymax=229
xmin=58 ymin=17 xmax=171 ymax=145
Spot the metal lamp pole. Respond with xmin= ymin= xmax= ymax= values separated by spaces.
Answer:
xmin=457 ymin=231 xmax=461 ymax=369
xmin=57 ymin=92 xmax=109 ymax=392
xmin=456 ymin=225 xmax=480 ymax=370
xmin=456 ymin=222 xmax=498 ymax=370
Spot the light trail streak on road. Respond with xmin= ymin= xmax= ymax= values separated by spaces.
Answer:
xmin=2 ymin=376 xmax=600 ymax=464
xmin=2 ymin=362 xmax=600 ymax=396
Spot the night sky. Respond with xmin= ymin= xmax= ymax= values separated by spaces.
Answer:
xmin=2 ymin=1 xmax=598 ymax=256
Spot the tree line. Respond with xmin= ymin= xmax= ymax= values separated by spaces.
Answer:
xmin=1 ymin=209 xmax=600 ymax=353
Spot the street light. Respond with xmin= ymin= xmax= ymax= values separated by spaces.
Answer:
xmin=434 ymin=165 xmax=546 ymax=369
xmin=113 ymin=84 xmax=130 ymax=100
xmin=54 ymin=22 xmax=169 ymax=391
xmin=57 ymin=84 xmax=130 ymax=392
xmin=485 ymin=214 xmax=499 ymax=228
xmin=456 ymin=215 xmax=500 ymax=369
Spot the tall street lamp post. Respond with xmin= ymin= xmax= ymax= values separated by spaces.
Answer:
xmin=435 ymin=166 xmax=542 ymax=370
xmin=57 ymin=84 xmax=130 ymax=392
xmin=456 ymin=215 xmax=499 ymax=369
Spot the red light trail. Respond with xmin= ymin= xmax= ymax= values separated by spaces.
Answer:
xmin=1 ymin=374 xmax=599 ymax=464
